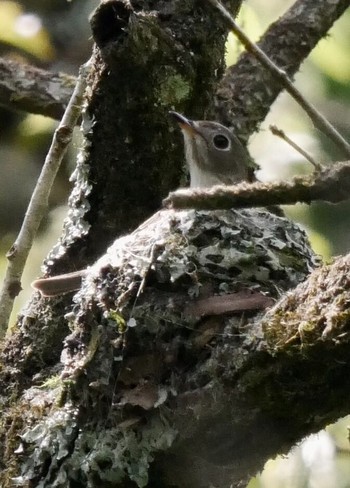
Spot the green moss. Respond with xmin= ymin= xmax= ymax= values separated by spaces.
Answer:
xmin=38 ymin=374 xmax=62 ymax=390
xmin=108 ymin=310 xmax=127 ymax=333
xmin=158 ymin=72 xmax=191 ymax=105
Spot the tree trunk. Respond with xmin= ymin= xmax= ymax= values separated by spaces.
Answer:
xmin=1 ymin=1 xmax=350 ymax=487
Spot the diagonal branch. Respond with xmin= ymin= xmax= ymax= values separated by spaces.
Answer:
xmin=215 ymin=0 xmax=350 ymax=143
xmin=209 ymin=0 xmax=350 ymax=157
xmin=0 ymin=58 xmax=91 ymax=335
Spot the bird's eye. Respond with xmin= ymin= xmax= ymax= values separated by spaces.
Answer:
xmin=213 ymin=134 xmax=230 ymax=150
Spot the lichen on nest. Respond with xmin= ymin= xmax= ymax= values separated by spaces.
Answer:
xmin=13 ymin=208 xmax=319 ymax=488
xmin=76 ymin=208 xmax=318 ymax=317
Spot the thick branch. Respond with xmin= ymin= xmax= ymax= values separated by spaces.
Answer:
xmin=41 ymin=0 xmax=244 ymax=277
xmin=0 ymin=57 xmax=75 ymax=119
xmin=262 ymin=253 xmax=350 ymax=344
xmin=2 ymin=209 xmax=350 ymax=487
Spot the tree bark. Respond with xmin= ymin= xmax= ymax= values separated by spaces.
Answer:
xmin=3 ymin=208 xmax=350 ymax=488
xmin=0 ymin=57 xmax=75 ymax=119
xmin=1 ymin=0 xmax=350 ymax=487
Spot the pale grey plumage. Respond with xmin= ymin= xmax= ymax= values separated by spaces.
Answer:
xmin=169 ymin=111 xmax=250 ymax=187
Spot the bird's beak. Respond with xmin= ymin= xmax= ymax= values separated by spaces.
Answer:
xmin=169 ymin=111 xmax=197 ymax=136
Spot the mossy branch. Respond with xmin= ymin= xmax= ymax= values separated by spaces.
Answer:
xmin=164 ymin=161 xmax=350 ymax=210
xmin=0 ymin=57 xmax=75 ymax=120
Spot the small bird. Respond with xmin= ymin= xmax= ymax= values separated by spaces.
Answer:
xmin=169 ymin=111 xmax=250 ymax=187
xmin=32 ymin=112 xmax=252 ymax=297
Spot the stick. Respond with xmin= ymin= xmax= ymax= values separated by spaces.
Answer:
xmin=0 ymin=57 xmax=92 ymax=336
xmin=208 ymin=0 xmax=350 ymax=157
xmin=164 ymin=161 xmax=350 ymax=210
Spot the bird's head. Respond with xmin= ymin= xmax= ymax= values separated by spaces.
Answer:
xmin=169 ymin=111 xmax=250 ymax=187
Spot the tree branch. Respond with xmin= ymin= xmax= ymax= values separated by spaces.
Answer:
xmin=0 ymin=58 xmax=91 ymax=335
xmin=2 ymin=208 xmax=349 ymax=487
xmin=209 ymin=0 xmax=350 ymax=157
xmin=215 ymin=0 xmax=350 ymax=143
xmin=1 ymin=1 xmax=350 ymax=486
xmin=270 ymin=124 xmax=322 ymax=171
xmin=0 ymin=57 xmax=75 ymax=119
xmin=164 ymin=161 xmax=350 ymax=210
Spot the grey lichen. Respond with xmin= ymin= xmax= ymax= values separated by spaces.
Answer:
xmin=15 ymin=408 xmax=176 ymax=488
xmin=71 ymin=416 xmax=176 ymax=487
xmin=13 ymin=209 xmax=318 ymax=487
xmin=13 ymin=406 xmax=79 ymax=487
xmin=44 ymin=109 xmax=93 ymax=266
xmin=80 ymin=208 xmax=318 ymax=319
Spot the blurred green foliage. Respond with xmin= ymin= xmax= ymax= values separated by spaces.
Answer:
xmin=0 ymin=1 xmax=55 ymax=60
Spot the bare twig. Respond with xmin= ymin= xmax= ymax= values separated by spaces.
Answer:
xmin=164 ymin=161 xmax=350 ymax=210
xmin=208 ymin=0 xmax=350 ymax=157
xmin=0 ymin=57 xmax=75 ymax=120
xmin=0 ymin=57 xmax=92 ymax=336
xmin=269 ymin=125 xmax=322 ymax=172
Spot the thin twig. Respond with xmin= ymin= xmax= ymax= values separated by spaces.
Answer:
xmin=0 ymin=57 xmax=92 ymax=336
xmin=207 ymin=0 xmax=350 ymax=158
xmin=269 ymin=125 xmax=322 ymax=172
xmin=164 ymin=161 xmax=350 ymax=210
